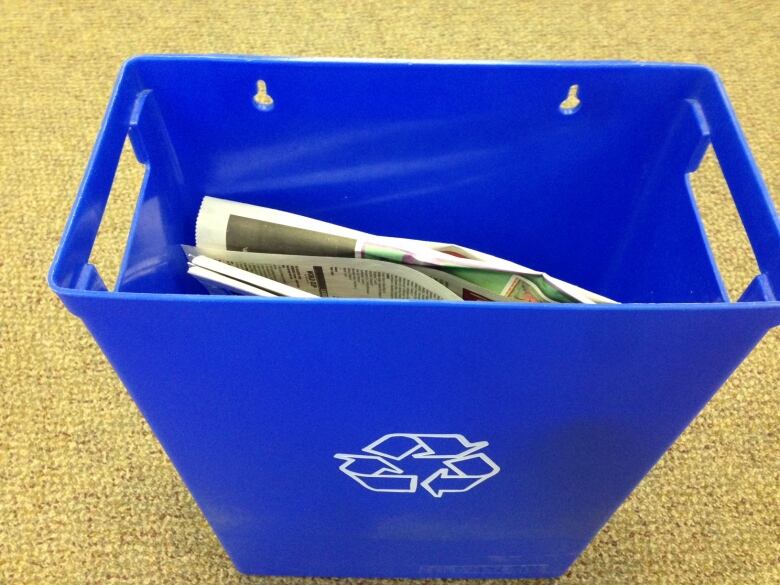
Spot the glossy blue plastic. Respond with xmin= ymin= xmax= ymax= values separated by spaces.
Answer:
xmin=49 ymin=57 xmax=780 ymax=579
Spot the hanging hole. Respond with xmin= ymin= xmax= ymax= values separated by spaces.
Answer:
xmin=253 ymin=79 xmax=274 ymax=111
xmin=559 ymin=84 xmax=581 ymax=115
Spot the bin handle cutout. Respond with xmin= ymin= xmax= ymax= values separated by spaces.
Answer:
xmin=695 ymin=80 xmax=780 ymax=304
xmin=49 ymin=82 xmax=149 ymax=292
xmin=86 ymin=137 xmax=145 ymax=291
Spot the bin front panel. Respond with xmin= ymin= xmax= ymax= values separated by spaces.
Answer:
xmin=68 ymin=297 xmax=768 ymax=578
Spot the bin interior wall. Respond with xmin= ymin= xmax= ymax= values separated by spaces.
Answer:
xmin=114 ymin=60 xmax=724 ymax=303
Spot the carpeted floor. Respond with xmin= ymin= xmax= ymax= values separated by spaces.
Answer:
xmin=1 ymin=2 xmax=778 ymax=584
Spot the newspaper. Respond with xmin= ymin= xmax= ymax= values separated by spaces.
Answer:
xmin=194 ymin=196 xmax=616 ymax=303
xmin=184 ymin=246 xmax=461 ymax=301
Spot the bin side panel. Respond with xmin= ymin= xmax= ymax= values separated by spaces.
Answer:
xmin=67 ymin=298 xmax=768 ymax=579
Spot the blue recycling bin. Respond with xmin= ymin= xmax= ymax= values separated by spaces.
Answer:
xmin=49 ymin=56 xmax=780 ymax=579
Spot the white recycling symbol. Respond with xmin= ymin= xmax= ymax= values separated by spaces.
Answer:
xmin=334 ymin=433 xmax=500 ymax=498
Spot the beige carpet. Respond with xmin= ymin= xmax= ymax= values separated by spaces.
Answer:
xmin=1 ymin=1 xmax=778 ymax=583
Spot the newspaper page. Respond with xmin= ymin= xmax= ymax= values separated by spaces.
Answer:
xmin=195 ymin=196 xmax=617 ymax=304
xmin=185 ymin=246 xmax=462 ymax=301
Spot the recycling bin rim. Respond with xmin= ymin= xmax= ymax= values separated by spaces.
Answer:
xmin=48 ymin=56 xmax=780 ymax=325
xmin=44 ymin=285 xmax=780 ymax=311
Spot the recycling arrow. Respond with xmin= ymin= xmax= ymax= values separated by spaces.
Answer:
xmin=419 ymin=453 xmax=500 ymax=497
xmin=333 ymin=453 xmax=417 ymax=493
xmin=334 ymin=434 xmax=500 ymax=497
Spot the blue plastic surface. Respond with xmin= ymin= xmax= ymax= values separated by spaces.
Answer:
xmin=49 ymin=57 xmax=780 ymax=579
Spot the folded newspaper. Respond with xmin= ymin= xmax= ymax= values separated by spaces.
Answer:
xmin=186 ymin=196 xmax=616 ymax=304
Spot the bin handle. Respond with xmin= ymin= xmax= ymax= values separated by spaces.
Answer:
xmin=697 ymin=74 xmax=780 ymax=302
xmin=49 ymin=74 xmax=143 ymax=291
